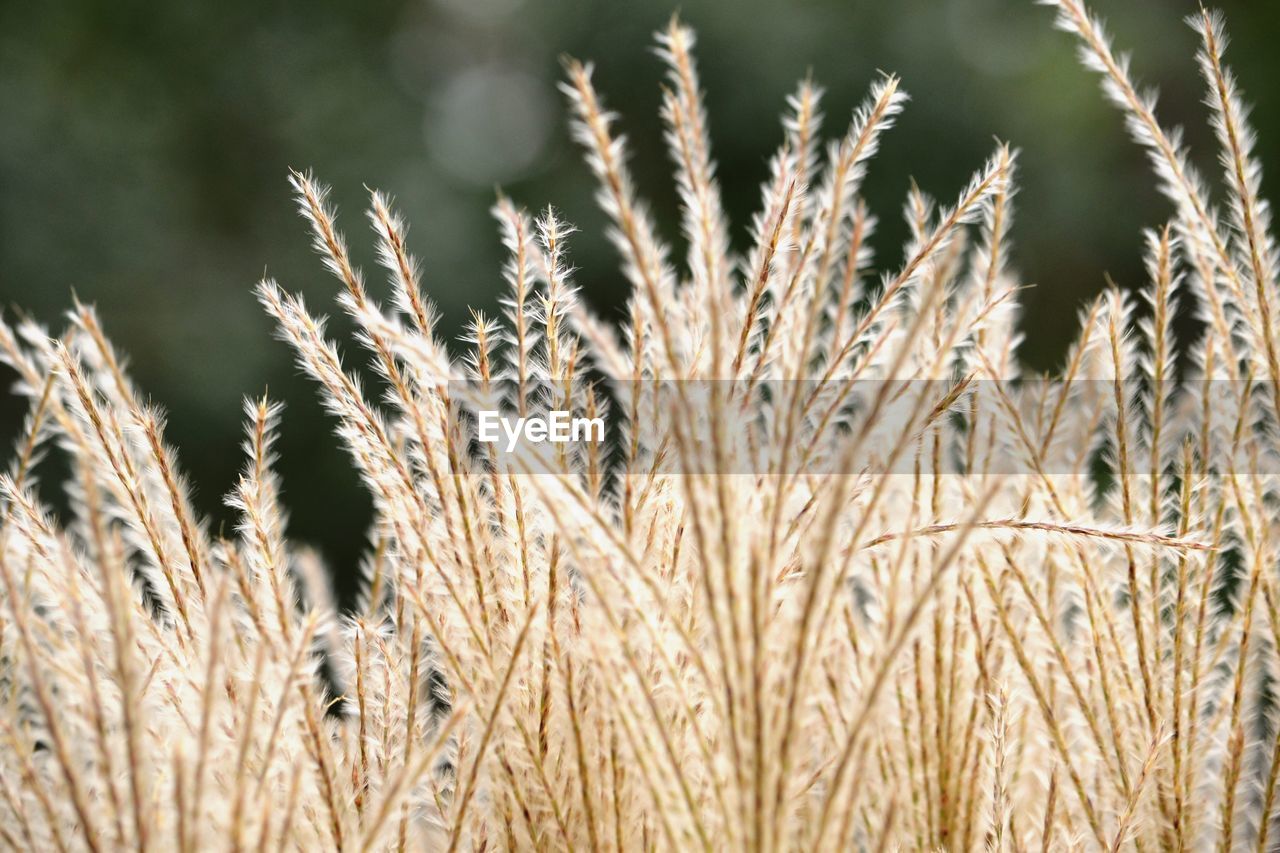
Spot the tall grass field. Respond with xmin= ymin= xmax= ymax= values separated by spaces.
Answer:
xmin=2 ymin=1 xmax=1279 ymax=849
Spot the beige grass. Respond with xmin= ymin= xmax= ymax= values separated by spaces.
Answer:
xmin=2 ymin=2 xmax=1279 ymax=849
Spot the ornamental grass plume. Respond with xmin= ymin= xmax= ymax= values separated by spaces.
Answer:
xmin=2 ymin=1 xmax=1280 ymax=849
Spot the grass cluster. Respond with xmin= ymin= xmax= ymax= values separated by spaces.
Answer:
xmin=2 ymin=1 xmax=1279 ymax=849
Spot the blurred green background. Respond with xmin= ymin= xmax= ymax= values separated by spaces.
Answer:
xmin=2 ymin=0 xmax=1277 ymax=595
